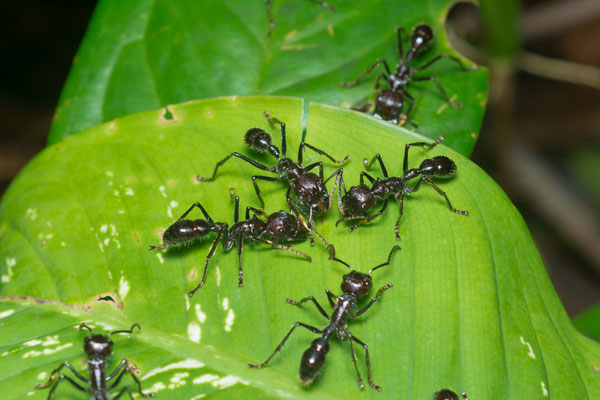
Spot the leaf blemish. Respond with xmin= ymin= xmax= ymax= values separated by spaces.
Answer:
xmin=22 ymin=343 xmax=73 ymax=358
xmin=160 ymin=106 xmax=178 ymax=124
xmin=125 ymin=187 xmax=134 ymax=196
xmin=212 ymin=375 xmax=246 ymax=389
xmin=195 ymin=304 xmax=207 ymax=323
xmin=156 ymin=253 xmax=165 ymax=264
xmin=224 ymin=309 xmax=235 ymax=332
xmin=168 ymin=372 xmax=189 ymax=389
xmin=541 ymin=381 xmax=548 ymax=396
xmin=519 ymin=336 xmax=536 ymax=359
xmin=284 ymin=29 xmax=298 ymax=40
xmin=1 ymin=257 xmax=16 ymax=283
xmin=26 ymin=208 xmax=38 ymax=220
xmin=119 ymin=275 xmax=130 ymax=299
xmin=143 ymin=359 xmax=205 ymax=381
xmin=37 ymin=372 xmax=47 ymax=380
xmin=159 ymin=185 xmax=167 ymax=198
xmin=193 ymin=374 xmax=219 ymax=385
xmin=188 ymin=322 xmax=201 ymax=343
xmin=215 ymin=266 xmax=221 ymax=287
xmin=327 ymin=24 xmax=334 ymax=36
xmin=222 ymin=297 xmax=229 ymax=311
xmin=0 ymin=309 xmax=15 ymax=319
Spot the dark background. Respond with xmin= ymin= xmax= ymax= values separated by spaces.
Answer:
xmin=1 ymin=0 xmax=599 ymax=316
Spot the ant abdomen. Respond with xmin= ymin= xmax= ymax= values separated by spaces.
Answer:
xmin=299 ymin=338 xmax=329 ymax=386
xmin=244 ymin=128 xmax=279 ymax=157
xmin=342 ymin=185 xmax=375 ymax=218
xmin=419 ymin=156 xmax=457 ymax=179
xmin=375 ymin=89 xmax=405 ymax=122
xmin=266 ymin=212 xmax=306 ymax=241
xmin=411 ymin=24 xmax=434 ymax=53
xmin=162 ymin=219 xmax=213 ymax=247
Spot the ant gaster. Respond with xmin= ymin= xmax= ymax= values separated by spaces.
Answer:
xmin=197 ymin=111 xmax=348 ymax=231
xmin=342 ymin=24 xmax=475 ymax=126
xmin=149 ymin=197 xmax=315 ymax=296
xmin=36 ymin=323 xmax=154 ymax=400
xmin=248 ymin=246 xmax=400 ymax=390
xmin=434 ymin=389 xmax=469 ymax=400
xmin=336 ymin=136 xmax=468 ymax=240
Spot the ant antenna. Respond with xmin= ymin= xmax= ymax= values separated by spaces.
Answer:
xmin=78 ymin=323 xmax=94 ymax=333
xmin=368 ymin=246 xmax=401 ymax=275
xmin=110 ymin=323 xmax=141 ymax=336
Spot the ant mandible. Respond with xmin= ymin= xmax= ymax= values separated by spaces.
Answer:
xmin=435 ymin=389 xmax=469 ymax=400
xmin=342 ymin=24 xmax=475 ymax=126
xmin=197 ymin=111 xmax=348 ymax=231
xmin=336 ymin=136 xmax=468 ymax=240
xmin=36 ymin=323 xmax=155 ymax=400
xmin=249 ymin=246 xmax=400 ymax=390
xmin=265 ymin=0 xmax=335 ymax=37
xmin=149 ymin=197 xmax=314 ymax=296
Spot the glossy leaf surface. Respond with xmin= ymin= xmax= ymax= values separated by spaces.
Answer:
xmin=2 ymin=97 xmax=598 ymax=399
xmin=49 ymin=0 xmax=488 ymax=156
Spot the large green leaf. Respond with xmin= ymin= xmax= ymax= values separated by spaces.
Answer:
xmin=2 ymin=97 xmax=598 ymax=399
xmin=49 ymin=0 xmax=488 ymax=156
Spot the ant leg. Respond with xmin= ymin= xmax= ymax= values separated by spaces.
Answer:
xmin=197 ymin=152 xmax=275 ymax=182
xmin=188 ymin=227 xmax=225 ymax=296
xmin=398 ymin=91 xmax=418 ymax=129
xmin=251 ymin=175 xmax=282 ymax=210
xmin=349 ymin=334 xmax=382 ymax=391
xmin=237 ymin=238 xmax=244 ymax=287
xmin=233 ymin=195 xmax=240 ymax=223
xmin=303 ymin=161 xmax=324 ymax=180
xmin=107 ymin=360 xmax=155 ymax=397
xmin=412 ymin=76 xmax=462 ymax=108
xmin=246 ymin=206 xmax=268 ymax=220
xmin=363 ymin=154 xmax=389 ymax=178
xmin=248 ymin=322 xmax=322 ymax=368
xmin=300 ymin=142 xmax=349 ymax=165
xmin=264 ymin=110 xmax=287 ymax=157
xmin=353 ymin=282 xmax=393 ymax=317
xmin=253 ymin=237 xmax=312 ymax=261
xmin=396 ymin=25 xmax=406 ymax=60
xmin=336 ymin=214 xmax=370 ymax=227
xmin=342 ymin=59 xmax=391 ymax=87
xmin=359 ymin=171 xmax=377 ymax=185
xmin=45 ymin=374 xmax=88 ymax=398
xmin=286 ymin=296 xmax=329 ymax=319
xmin=325 ymin=289 xmax=337 ymax=308
xmin=402 ymin=136 xmax=445 ymax=174
xmin=264 ymin=0 xmax=274 ymax=37
xmin=348 ymin=334 xmax=365 ymax=389
xmin=415 ymin=53 xmax=476 ymax=73
xmin=36 ymin=362 xmax=89 ymax=389
xmin=394 ymin=194 xmax=406 ymax=240
xmin=324 ymin=168 xmax=343 ymax=211
xmin=309 ymin=0 xmax=336 ymax=12
xmin=348 ymin=199 xmax=389 ymax=233
xmin=415 ymin=178 xmax=469 ymax=215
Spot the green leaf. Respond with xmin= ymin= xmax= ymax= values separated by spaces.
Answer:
xmin=574 ymin=303 xmax=600 ymax=343
xmin=49 ymin=0 xmax=488 ymax=156
xmin=2 ymin=97 xmax=599 ymax=399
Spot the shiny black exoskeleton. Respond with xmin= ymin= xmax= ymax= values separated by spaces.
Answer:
xmin=248 ymin=246 xmax=400 ymax=390
xmin=342 ymin=24 xmax=475 ymax=126
xmin=36 ymin=323 xmax=154 ymax=400
xmin=434 ymin=389 xmax=469 ymax=400
xmin=198 ymin=111 xmax=348 ymax=230
xmin=336 ymin=136 xmax=468 ymax=240
xmin=150 ymin=197 xmax=314 ymax=296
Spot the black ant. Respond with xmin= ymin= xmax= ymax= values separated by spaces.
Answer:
xmin=265 ymin=0 xmax=335 ymax=37
xmin=197 ymin=111 xmax=348 ymax=230
xmin=435 ymin=389 xmax=469 ymax=400
xmin=248 ymin=246 xmax=400 ymax=390
xmin=342 ymin=24 xmax=475 ymax=126
xmin=149 ymin=196 xmax=317 ymax=296
xmin=36 ymin=323 xmax=154 ymax=400
xmin=336 ymin=136 xmax=468 ymax=240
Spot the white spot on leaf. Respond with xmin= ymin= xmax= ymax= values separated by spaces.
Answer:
xmin=188 ymin=322 xmax=200 ymax=343
xmin=26 ymin=208 xmax=38 ymax=220
xmin=541 ymin=381 xmax=548 ymax=396
xmin=143 ymin=359 xmax=205 ymax=380
xmin=0 ymin=309 xmax=15 ymax=319
xmin=193 ymin=374 xmax=219 ymax=385
xmin=119 ymin=276 xmax=130 ymax=300
xmin=520 ymin=336 xmax=536 ymax=359
xmin=224 ymin=309 xmax=235 ymax=332
xmin=195 ymin=304 xmax=206 ymax=323
xmin=2 ymin=258 xmax=16 ymax=283
xmin=159 ymin=185 xmax=167 ymax=198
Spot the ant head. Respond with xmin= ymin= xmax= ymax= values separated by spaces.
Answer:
xmin=245 ymin=128 xmax=280 ymax=158
xmin=341 ymin=271 xmax=373 ymax=297
xmin=79 ymin=323 xmax=140 ymax=359
xmin=375 ymin=89 xmax=405 ymax=121
xmin=411 ymin=24 xmax=434 ymax=54
xmin=419 ymin=156 xmax=456 ymax=179
xmin=333 ymin=246 xmax=400 ymax=297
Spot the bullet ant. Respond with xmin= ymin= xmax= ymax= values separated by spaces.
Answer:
xmin=336 ymin=136 xmax=468 ymax=240
xmin=342 ymin=24 xmax=475 ymax=126
xmin=36 ymin=323 xmax=154 ymax=400
xmin=197 ymin=111 xmax=348 ymax=230
xmin=249 ymin=246 xmax=400 ymax=390
xmin=149 ymin=196 xmax=321 ymax=296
